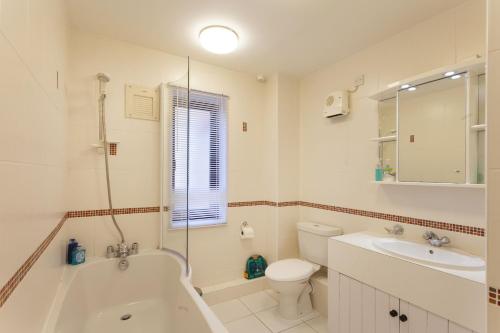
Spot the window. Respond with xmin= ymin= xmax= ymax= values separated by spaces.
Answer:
xmin=169 ymin=86 xmax=227 ymax=228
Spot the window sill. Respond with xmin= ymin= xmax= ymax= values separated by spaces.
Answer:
xmin=168 ymin=222 xmax=228 ymax=231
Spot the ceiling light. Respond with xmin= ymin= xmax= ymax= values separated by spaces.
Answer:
xmin=451 ymin=74 xmax=462 ymax=80
xmin=408 ymin=87 xmax=417 ymax=91
xmin=199 ymin=25 xmax=239 ymax=54
xmin=401 ymin=84 xmax=410 ymax=89
xmin=444 ymin=71 xmax=455 ymax=77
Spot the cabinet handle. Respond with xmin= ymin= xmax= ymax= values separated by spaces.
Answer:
xmin=389 ymin=310 xmax=398 ymax=317
xmin=399 ymin=314 xmax=408 ymax=322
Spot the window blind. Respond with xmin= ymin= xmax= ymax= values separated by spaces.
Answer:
xmin=169 ymin=85 xmax=228 ymax=228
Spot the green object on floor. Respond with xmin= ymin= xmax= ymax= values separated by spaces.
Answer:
xmin=244 ymin=255 xmax=267 ymax=280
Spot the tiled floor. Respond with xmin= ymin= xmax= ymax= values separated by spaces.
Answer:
xmin=210 ymin=290 xmax=328 ymax=333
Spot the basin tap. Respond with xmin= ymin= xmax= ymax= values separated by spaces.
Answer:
xmin=384 ymin=224 xmax=404 ymax=235
xmin=423 ymin=231 xmax=450 ymax=247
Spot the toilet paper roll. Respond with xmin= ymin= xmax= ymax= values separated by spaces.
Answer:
xmin=240 ymin=225 xmax=255 ymax=239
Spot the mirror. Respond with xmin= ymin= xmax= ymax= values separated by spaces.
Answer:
xmin=476 ymin=74 xmax=485 ymax=184
xmin=378 ymin=98 xmax=397 ymax=179
xmin=398 ymin=75 xmax=466 ymax=183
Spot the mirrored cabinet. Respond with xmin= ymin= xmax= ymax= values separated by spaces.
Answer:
xmin=370 ymin=60 xmax=486 ymax=188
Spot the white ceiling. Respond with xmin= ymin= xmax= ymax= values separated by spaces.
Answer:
xmin=67 ymin=0 xmax=468 ymax=77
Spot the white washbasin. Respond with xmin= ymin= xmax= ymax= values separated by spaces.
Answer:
xmin=372 ymin=238 xmax=485 ymax=270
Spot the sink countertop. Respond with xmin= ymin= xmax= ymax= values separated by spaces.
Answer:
xmin=330 ymin=231 xmax=485 ymax=284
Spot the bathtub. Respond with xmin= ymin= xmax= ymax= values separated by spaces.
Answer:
xmin=43 ymin=249 xmax=227 ymax=333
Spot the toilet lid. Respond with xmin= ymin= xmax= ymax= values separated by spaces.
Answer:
xmin=265 ymin=259 xmax=316 ymax=282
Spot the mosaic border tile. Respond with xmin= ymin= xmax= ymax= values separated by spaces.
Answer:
xmin=66 ymin=206 xmax=162 ymax=218
xmin=0 ymin=200 xmax=485 ymax=309
xmin=109 ymin=143 xmax=117 ymax=156
xmin=297 ymin=201 xmax=485 ymax=236
xmin=489 ymin=287 xmax=500 ymax=306
xmin=65 ymin=201 xmax=484 ymax=237
xmin=0 ymin=215 xmax=67 ymax=308
xmin=228 ymin=200 xmax=277 ymax=207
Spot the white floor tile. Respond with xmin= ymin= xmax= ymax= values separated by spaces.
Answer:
xmin=225 ymin=315 xmax=272 ymax=333
xmin=305 ymin=316 xmax=328 ymax=333
xmin=255 ymin=307 xmax=303 ymax=333
xmin=282 ymin=323 xmax=316 ymax=333
xmin=240 ymin=291 xmax=279 ymax=313
xmin=210 ymin=299 xmax=251 ymax=323
xmin=300 ymin=310 xmax=320 ymax=321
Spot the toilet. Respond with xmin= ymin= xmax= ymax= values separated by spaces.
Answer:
xmin=265 ymin=222 xmax=342 ymax=319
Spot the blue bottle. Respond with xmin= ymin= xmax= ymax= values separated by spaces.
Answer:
xmin=67 ymin=239 xmax=78 ymax=264
xmin=375 ymin=161 xmax=384 ymax=181
xmin=70 ymin=246 xmax=86 ymax=265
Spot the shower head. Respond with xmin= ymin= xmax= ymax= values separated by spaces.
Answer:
xmin=96 ymin=73 xmax=110 ymax=82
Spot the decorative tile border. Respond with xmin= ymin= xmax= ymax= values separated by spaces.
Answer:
xmin=228 ymin=200 xmax=277 ymax=207
xmin=278 ymin=201 xmax=301 ymax=207
xmin=0 ymin=215 xmax=67 ymax=308
xmin=66 ymin=206 xmax=162 ymax=218
xmin=297 ymin=201 xmax=485 ymax=237
xmin=489 ymin=287 xmax=500 ymax=306
xmin=0 ymin=199 xmax=485 ymax=309
xmin=65 ymin=201 xmax=484 ymax=237
xmin=109 ymin=143 xmax=117 ymax=156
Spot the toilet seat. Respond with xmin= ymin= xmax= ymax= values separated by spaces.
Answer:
xmin=265 ymin=259 xmax=319 ymax=282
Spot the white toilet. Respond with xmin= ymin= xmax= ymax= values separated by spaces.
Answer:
xmin=265 ymin=222 xmax=342 ymax=319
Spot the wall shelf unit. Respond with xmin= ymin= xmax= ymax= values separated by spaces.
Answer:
xmin=370 ymin=135 xmax=397 ymax=142
xmin=372 ymin=181 xmax=485 ymax=189
xmin=370 ymin=59 xmax=486 ymax=188
xmin=471 ymin=124 xmax=486 ymax=131
xmin=370 ymin=58 xmax=485 ymax=101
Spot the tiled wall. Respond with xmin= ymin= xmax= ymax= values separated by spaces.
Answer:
xmin=299 ymin=0 xmax=487 ymax=257
xmin=66 ymin=29 xmax=276 ymax=288
xmin=0 ymin=0 xmax=492 ymax=330
xmin=487 ymin=0 xmax=500 ymax=330
xmin=0 ymin=0 xmax=69 ymax=331
xmin=64 ymin=1 xmax=489 ymax=291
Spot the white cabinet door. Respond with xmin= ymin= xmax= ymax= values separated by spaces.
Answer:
xmin=399 ymin=301 xmax=427 ymax=333
xmin=449 ymin=322 xmax=474 ymax=333
xmin=329 ymin=269 xmax=340 ymax=333
xmin=427 ymin=313 xmax=448 ymax=333
xmin=339 ymin=274 xmax=351 ymax=333
xmin=328 ymin=270 xmax=473 ymax=333
xmin=361 ymin=284 xmax=376 ymax=333
xmin=350 ymin=279 xmax=363 ymax=333
xmin=375 ymin=289 xmax=399 ymax=333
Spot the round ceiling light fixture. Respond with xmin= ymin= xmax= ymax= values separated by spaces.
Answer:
xmin=199 ymin=25 xmax=239 ymax=54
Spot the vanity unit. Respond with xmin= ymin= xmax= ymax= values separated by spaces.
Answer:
xmin=328 ymin=233 xmax=485 ymax=333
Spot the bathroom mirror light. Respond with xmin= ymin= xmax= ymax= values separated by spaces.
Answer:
xmin=444 ymin=71 xmax=455 ymax=77
xmin=199 ymin=25 xmax=239 ymax=54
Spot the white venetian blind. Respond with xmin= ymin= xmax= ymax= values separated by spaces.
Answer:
xmin=169 ymin=85 xmax=228 ymax=228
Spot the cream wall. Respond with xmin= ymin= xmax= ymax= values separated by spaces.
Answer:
xmin=299 ymin=0 xmax=486 ymax=256
xmin=487 ymin=0 xmax=500 ymax=330
xmin=66 ymin=30 xmax=276 ymax=287
xmin=0 ymin=0 xmax=69 ymax=331
xmin=276 ymin=75 xmax=301 ymax=260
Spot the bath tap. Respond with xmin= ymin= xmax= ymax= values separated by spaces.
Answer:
xmin=423 ymin=231 xmax=450 ymax=247
xmin=106 ymin=242 xmax=139 ymax=270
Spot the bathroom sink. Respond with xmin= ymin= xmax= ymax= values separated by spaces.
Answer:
xmin=372 ymin=238 xmax=485 ymax=270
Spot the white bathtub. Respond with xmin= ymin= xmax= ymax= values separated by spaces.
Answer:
xmin=43 ymin=249 xmax=227 ymax=333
